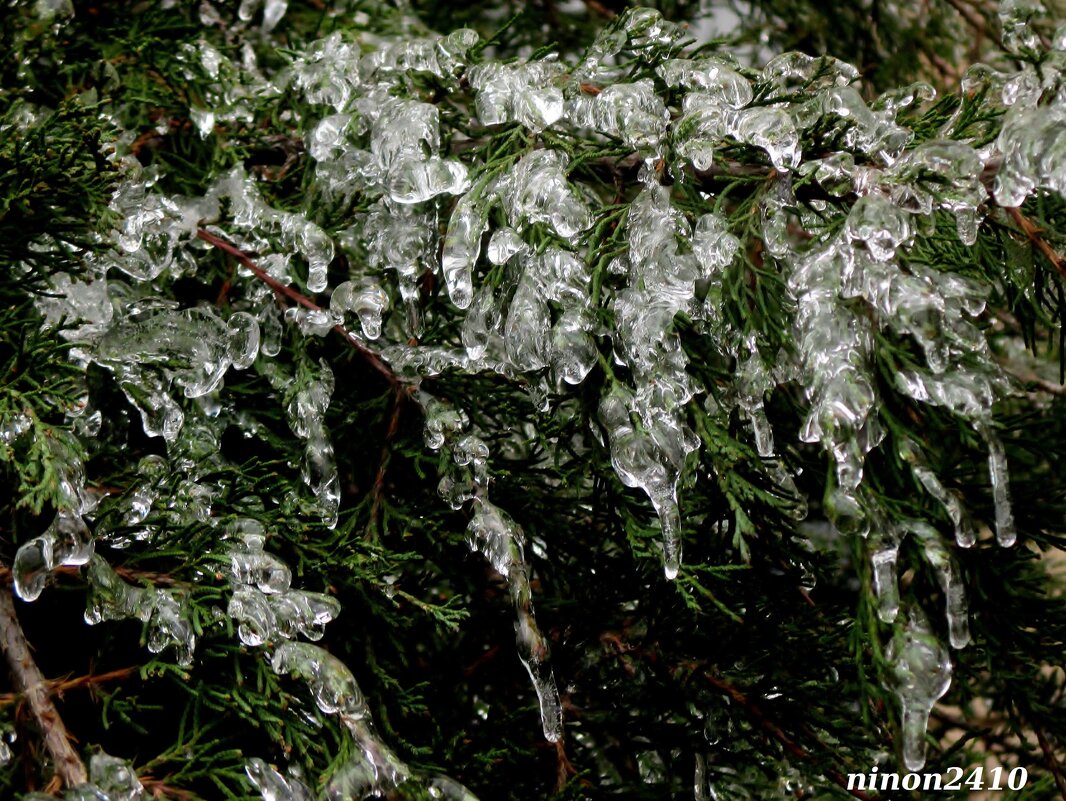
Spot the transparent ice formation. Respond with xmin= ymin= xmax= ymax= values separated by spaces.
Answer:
xmin=12 ymin=429 xmax=95 ymax=602
xmin=886 ymin=608 xmax=953 ymax=771
xmin=47 ymin=753 xmax=144 ymax=801
xmin=266 ymin=641 xmax=481 ymax=800
xmin=17 ymin=6 xmax=1050 ymax=793
xmin=226 ymin=531 xmax=341 ymax=645
xmin=84 ymin=556 xmax=196 ymax=667
xmin=468 ymin=60 xmax=566 ymax=132
xmin=421 ymin=391 xmax=563 ymax=742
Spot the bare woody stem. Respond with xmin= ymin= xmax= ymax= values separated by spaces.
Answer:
xmin=0 ymin=588 xmax=88 ymax=788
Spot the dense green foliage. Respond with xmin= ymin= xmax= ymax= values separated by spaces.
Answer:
xmin=0 ymin=1 xmax=1064 ymax=800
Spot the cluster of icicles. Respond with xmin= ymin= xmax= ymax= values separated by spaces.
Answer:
xmin=9 ymin=0 xmax=1066 ymax=796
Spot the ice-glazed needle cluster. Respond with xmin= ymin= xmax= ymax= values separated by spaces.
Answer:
xmin=7 ymin=0 xmax=1066 ymax=796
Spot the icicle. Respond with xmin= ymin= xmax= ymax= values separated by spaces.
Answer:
xmin=331 ymin=279 xmax=390 ymax=340
xmin=898 ymin=438 xmax=977 ymax=548
xmin=246 ymin=760 xmax=314 ymax=801
xmin=504 ymin=271 xmax=551 ymax=372
xmin=441 ymin=191 xmax=491 ymax=309
xmin=914 ymin=526 xmax=970 ymax=649
xmin=869 ymin=529 xmax=901 ymax=623
xmin=886 ymin=608 xmax=952 ymax=771
xmin=976 ymin=420 xmax=1017 ymax=547
xmin=468 ymin=499 xmax=563 ymax=742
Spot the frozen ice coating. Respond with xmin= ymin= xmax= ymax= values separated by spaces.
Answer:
xmin=761 ymin=52 xmax=860 ymax=90
xmin=15 ymin=7 xmax=1056 ymax=795
xmin=246 ymin=759 xmax=315 ymax=801
xmin=844 ymin=195 xmax=913 ymax=262
xmin=994 ymin=106 xmax=1066 ymax=207
xmin=599 ymin=384 xmax=696 ymax=580
xmin=266 ymin=641 xmax=484 ymax=800
xmin=11 ymin=429 xmax=95 ymax=601
xmin=977 ymin=420 xmax=1018 ymax=547
xmin=551 ymin=308 xmax=598 ymax=386
xmin=84 ymin=556 xmax=196 ymax=667
xmin=886 ymin=608 xmax=953 ymax=771
xmin=442 ymin=190 xmax=493 ymax=309
xmin=658 ymin=58 xmax=753 ymax=109
xmin=898 ymin=438 xmax=977 ymax=548
xmin=999 ymin=0 xmax=1047 ymax=53
xmin=566 ymin=80 xmax=669 ymax=153
xmin=467 ymin=498 xmax=563 ymax=742
xmin=273 ymin=642 xmax=369 ymax=723
xmin=468 ymin=60 xmax=566 ymax=132
xmin=915 ymin=527 xmax=971 ymax=649
xmin=500 ymin=150 xmax=591 ymax=240
xmin=810 ymin=85 xmax=912 ymax=163
xmin=330 ymin=278 xmax=390 ymax=339
xmin=673 ymin=99 xmax=801 ymax=173
xmin=50 ymin=753 xmax=144 ymax=801
xmin=505 ymin=272 xmax=552 ymax=372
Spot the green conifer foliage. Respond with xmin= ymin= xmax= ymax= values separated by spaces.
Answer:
xmin=0 ymin=1 xmax=1064 ymax=800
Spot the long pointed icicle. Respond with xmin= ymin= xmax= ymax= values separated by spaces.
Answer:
xmin=976 ymin=420 xmax=1017 ymax=547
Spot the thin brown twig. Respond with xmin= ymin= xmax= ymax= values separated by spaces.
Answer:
xmin=1034 ymin=726 xmax=1066 ymax=801
xmin=368 ymin=386 xmax=407 ymax=537
xmin=0 ymin=565 xmax=183 ymax=588
xmin=0 ymin=588 xmax=88 ymax=788
xmin=697 ymin=668 xmax=875 ymax=801
xmin=1006 ymin=206 xmax=1066 ymax=282
xmin=195 ymin=228 xmax=402 ymax=390
xmin=0 ymin=666 xmax=138 ymax=707
xmin=140 ymin=775 xmax=198 ymax=801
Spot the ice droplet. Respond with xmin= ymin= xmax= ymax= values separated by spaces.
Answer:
xmin=331 ymin=279 xmax=390 ymax=340
xmin=886 ymin=608 xmax=952 ymax=771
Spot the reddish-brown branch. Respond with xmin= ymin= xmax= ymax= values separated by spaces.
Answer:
xmin=0 ymin=565 xmax=182 ymax=588
xmin=1006 ymin=206 xmax=1066 ymax=282
xmin=0 ymin=666 xmax=138 ymax=707
xmin=0 ymin=589 xmax=88 ymax=788
xmin=695 ymin=667 xmax=875 ymax=801
xmin=368 ymin=386 xmax=407 ymax=537
xmin=1035 ymin=726 xmax=1066 ymax=801
xmin=195 ymin=229 xmax=402 ymax=389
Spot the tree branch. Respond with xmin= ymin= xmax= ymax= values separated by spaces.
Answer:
xmin=1005 ymin=206 xmax=1066 ymax=282
xmin=0 ymin=588 xmax=87 ymax=788
xmin=697 ymin=669 xmax=875 ymax=801
xmin=1035 ymin=725 xmax=1066 ymax=801
xmin=0 ymin=666 xmax=138 ymax=707
xmin=195 ymin=228 xmax=404 ymax=391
